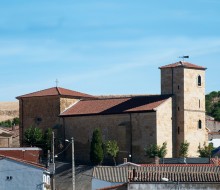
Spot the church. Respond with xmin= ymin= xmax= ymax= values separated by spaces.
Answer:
xmin=16 ymin=61 xmax=207 ymax=163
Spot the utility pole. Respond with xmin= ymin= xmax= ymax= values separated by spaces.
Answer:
xmin=52 ymin=132 xmax=55 ymax=190
xmin=71 ymin=137 xmax=75 ymax=190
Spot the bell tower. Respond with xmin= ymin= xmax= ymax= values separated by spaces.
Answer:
xmin=160 ymin=61 xmax=207 ymax=157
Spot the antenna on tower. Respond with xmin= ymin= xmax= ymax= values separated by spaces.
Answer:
xmin=179 ymin=55 xmax=189 ymax=61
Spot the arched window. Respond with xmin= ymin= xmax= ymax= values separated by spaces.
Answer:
xmin=198 ymin=120 xmax=202 ymax=129
xmin=198 ymin=75 xmax=201 ymax=86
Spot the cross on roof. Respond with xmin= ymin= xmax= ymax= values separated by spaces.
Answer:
xmin=55 ymin=79 xmax=59 ymax=87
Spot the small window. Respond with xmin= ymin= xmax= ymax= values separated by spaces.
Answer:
xmin=47 ymin=176 xmax=50 ymax=185
xmin=178 ymin=127 xmax=180 ymax=134
xmin=178 ymin=107 xmax=180 ymax=111
xmin=198 ymin=120 xmax=202 ymax=129
xmin=43 ymin=175 xmax=46 ymax=183
xmin=178 ymin=85 xmax=180 ymax=90
xmin=198 ymin=75 xmax=201 ymax=86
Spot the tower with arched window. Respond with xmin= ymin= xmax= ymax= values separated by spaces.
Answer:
xmin=160 ymin=61 xmax=207 ymax=157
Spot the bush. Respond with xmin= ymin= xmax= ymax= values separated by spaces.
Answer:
xmin=198 ymin=142 xmax=214 ymax=157
xmin=179 ymin=141 xmax=189 ymax=157
xmin=145 ymin=142 xmax=167 ymax=158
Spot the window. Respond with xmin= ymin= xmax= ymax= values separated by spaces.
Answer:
xmin=198 ymin=75 xmax=201 ymax=86
xmin=43 ymin=174 xmax=46 ymax=183
xmin=178 ymin=107 xmax=180 ymax=111
xmin=6 ymin=176 xmax=12 ymax=180
xmin=178 ymin=85 xmax=180 ymax=90
xmin=178 ymin=127 xmax=180 ymax=134
xmin=198 ymin=120 xmax=202 ymax=129
xmin=47 ymin=176 xmax=50 ymax=185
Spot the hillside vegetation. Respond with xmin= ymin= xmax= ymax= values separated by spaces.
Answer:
xmin=206 ymin=91 xmax=220 ymax=121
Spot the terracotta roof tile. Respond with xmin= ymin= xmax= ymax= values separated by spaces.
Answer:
xmin=61 ymin=95 xmax=171 ymax=116
xmin=0 ymin=154 xmax=46 ymax=170
xmin=93 ymin=165 xmax=220 ymax=183
xmin=16 ymin=87 xmax=94 ymax=99
xmin=159 ymin=61 xmax=206 ymax=70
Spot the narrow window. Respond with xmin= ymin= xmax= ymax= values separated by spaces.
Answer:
xmin=178 ymin=127 xmax=180 ymax=134
xmin=178 ymin=85 xmax=180 ymax=90
xmin=198 ymin=75 xmax=201 ymax=86
xmin=178 ymin=107 xmax=180 ymax=111
xmin=198 ymin=120 xmax=202 ymax=129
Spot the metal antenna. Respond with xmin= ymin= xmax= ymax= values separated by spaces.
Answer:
xmin=55 ymin=79 xmax=59 ymax=87
xmin=178 ymin=55 xmax=189 ymax=62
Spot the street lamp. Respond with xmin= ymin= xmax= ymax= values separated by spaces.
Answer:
xmin=53 ymin=137 xmax=75 ymax=190
xmin=65 ymin=137 xmax=75 ymax=190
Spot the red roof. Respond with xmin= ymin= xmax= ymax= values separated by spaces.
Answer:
xmin=159 ymin=61 xmax=206 ymax=70
xmin=0 ymin=154 xmax=46 ymax=170
xmin=16 ymin=87 xmax=94 ymax=99
xmin=61 ymin=95 xmax=171 ymax=116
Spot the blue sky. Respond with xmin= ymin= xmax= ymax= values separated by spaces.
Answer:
xmin=1 ymin=0 xmax=220 ymax=101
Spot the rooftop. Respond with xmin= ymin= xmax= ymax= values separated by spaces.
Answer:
xmin=93 ymin=165 xmax=220 ymax=183
xmin=16 ymin=87 xmax=94 ymax=99
xmin=159 ymin=61 xmax=206 ymax=70
xmin=0 ymin=154 xmax=46 ymax=170
xmin=61 ymin=95 xmax=171 ymax=116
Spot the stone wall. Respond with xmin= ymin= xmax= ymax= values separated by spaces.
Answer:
xmin=156 ymin=97 xmax=173 ymax=157
xmin=128 ymin=183 xmax=220 ymax=190
xmin=19 ymin=96 xmax=79 ymax=145
xmin=63 ymin=112 xmax=158 ymax=164
xmin=183 ymin=69 xmax=207 ymax=156
xmin=160 ymin=67 xmax=207 ymax=157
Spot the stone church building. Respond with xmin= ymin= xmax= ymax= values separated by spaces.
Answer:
xmin=17 ymin=61 xmax=207 ymax=163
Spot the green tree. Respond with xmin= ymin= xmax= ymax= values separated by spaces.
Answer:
xmin=12 ymin=117 xmax=19 ymax=125
xmin=104 ymin=140 xmax=119 ymax=166
xmin=43 ymin=128 xmax=53 ymax=150
xmin=206 ymin=91 xmax=220 ymax=121
xmin=24 ymin=126 xmax=43 ymax=147
xmin=179 ymin=141 xmax=189 ymax=157
xmin=90 ymin=128 xmax=104 ymax=165
xmin=198 ymin=142 xmax=214 ymax=157
xmin=145 ymin=142 xmax=167 ymax=158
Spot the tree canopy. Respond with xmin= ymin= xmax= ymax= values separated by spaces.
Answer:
xmin=179 ymin=141 xmax=189 ymax=157
xmin=24 ymin=126 xmax=43 ymax=147
xmin=145 ymin=142 xmax=167 ymax=158
xmin=198 ymin=142 xmax=214 ymax=157
xmin=206 ymin=91 xmax=220 ymax=121
xmin=104 ymin=140 xmax=119 ymax=165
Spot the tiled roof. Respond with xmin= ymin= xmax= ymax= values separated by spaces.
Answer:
xmin=0 ymin=154 xmax=46 ymax=170
xmin=16 ymin=87 xmax=94 ymax=99
xmin=61 ymin=95 xmax=171 ymax=116
xmin=159 ymin=61 xmax=206 ymax=70
xmin=93 ymin=165 xmax=220 ymax=183
xmin=129 ymin=166 xmax=220 ymax=182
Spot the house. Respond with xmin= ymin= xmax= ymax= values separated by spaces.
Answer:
xmin=0 ymin=147 xmax=42 ymax=163
xmin=17 ymin=61 xmax=208 ymax=163
xmin=0 ymin=155 xmax=50 ymax=190
xmin=93 ymin=164 xmax=220 ymax=190
xmin=0 ymin=127 xmax=13 ymax=147
xmin=0 ymin=125 xmax=19 ymax=147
